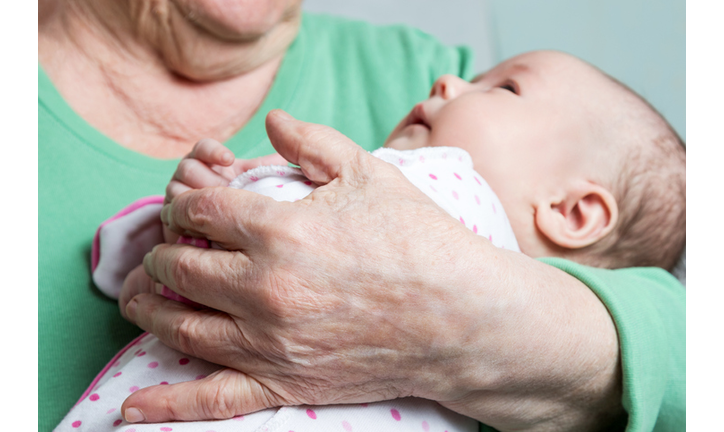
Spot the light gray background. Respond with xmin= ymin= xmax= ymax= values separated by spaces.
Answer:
xmin=303 ymin=0 xmax=685 ymax=140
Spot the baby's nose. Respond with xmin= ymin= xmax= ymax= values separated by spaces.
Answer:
xmin=430 ymin=74 xmax=466 ymax=99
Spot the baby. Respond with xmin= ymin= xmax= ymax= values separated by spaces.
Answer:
xmin=56 ymin=50 xmax=685 ymax=431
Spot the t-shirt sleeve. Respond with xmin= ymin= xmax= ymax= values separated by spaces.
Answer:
xmin=539 ymin=258 xmax=686 ymax=432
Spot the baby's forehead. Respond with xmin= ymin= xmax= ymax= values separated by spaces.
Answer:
xmin=479 ymin=51 xmax=607 ymax=87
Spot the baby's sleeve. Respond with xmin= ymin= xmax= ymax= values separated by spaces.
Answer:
xmin=91 ymin=196 xmax=165 ymax=299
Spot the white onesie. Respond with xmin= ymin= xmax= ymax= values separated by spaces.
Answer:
xmin=56 ymin=147 xmax=519 ymax=432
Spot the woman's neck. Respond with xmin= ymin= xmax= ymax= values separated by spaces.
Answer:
xmin=38 ymin=0 xmax=299 ymax=159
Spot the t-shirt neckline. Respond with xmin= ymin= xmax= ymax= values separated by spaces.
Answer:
xmin=38 ymin=14 xmax=309 ymax=172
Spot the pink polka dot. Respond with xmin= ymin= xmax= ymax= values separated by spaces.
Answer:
xmin=342 ymin=420 xmax=353 ymax=431
xmin=107 ymin=408 xmax=117 ymax=414
xmin=133 ymin=349 xmax=142 ymax=355
xmin=129 ymin=386 xmax=140 ymax=393
xmin=136 ymin=351 xmax=146 ymax=357
xmin=250 ymin=176 xmax=259 ymax=182
xmin=391 ymin=409 xmax=401 ymax=421
xmin=398 ymin=158 xmax=405 ymax=165
xmin=474 ymin=177 xmax=482 ymax=185
xmin=276 ymin=184 xmax=284 ymax=188
xmin=304 ymin=181 xmax=312 ymax=185
xmin=147 ymin=361 xmax=159 ymax=369
xmin=195 ymin=374 xmax=207 ymax=380
xmin=277 ymin=171 xmax=286 ymax=176
xmin=113 ymin=361 xmax=120 ymax=367
xmin=422 ymin=421 xmax=430 ymax=432
xmin=160 ymin=428 xmax=173 ymax=431
xmin=113 ymin=419 xmax=123 ymax=426
xmin=452 ymin=191 xmax=459 ymax=200
xmin=160 ymin=381 xmax=169 ymax=385
xmin=419 ymin=156 xmax=425 ymax=162
xmin=492 ymin=203 xmax=497 ymax=214
xmin=306 ymin=409 xmax=317 ymax=419
xmin=488 ymin=234 xmax=493 ymax=242
xmin=473 ymin=225 xmax=478 ymax=234
xmin=430 ymin=185 xmax=437 ymax=192
xmin=454 ymin=173 xmax=462 ymax=180
xmin=475 ymin=195 xmax=480 ymax=205
xmin=113 ymin=372 xmax=122 ymax=377
xmin=72 ymin=420 xmax=82 ymax=428
xmin=179 ymin=358 xmax=190 ymax=365
xmin=233 ymin=415 xmax=245 ymax=421
xmin=89 ymin=393 xmax=100 ymax=401
xmin=459 ymin=216 xmax=465 ymax=225
xmin=429 ymin=174 xmax=437 ymax=180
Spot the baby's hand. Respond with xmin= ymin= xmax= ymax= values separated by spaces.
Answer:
xmin=163 ymin=138 xmax=288 ymax=243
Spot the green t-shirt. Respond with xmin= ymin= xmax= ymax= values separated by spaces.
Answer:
xmin=39 ymin=12 xmax=684 ymax=432
xmin=39 ymin=13 xmax=473 ymax=431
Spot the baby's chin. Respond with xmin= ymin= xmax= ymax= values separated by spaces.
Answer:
xmin=383 ymin=125 xmax=431 ymax=150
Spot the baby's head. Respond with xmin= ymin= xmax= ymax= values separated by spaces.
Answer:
xmin=384 ymin=50 xmax=685 ymax=270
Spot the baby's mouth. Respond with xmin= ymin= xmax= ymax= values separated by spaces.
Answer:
xmin=404 ymin=103 xmax=431 ymax=130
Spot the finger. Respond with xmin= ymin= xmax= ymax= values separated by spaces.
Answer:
xmin=229 ymin=153 xmax=289 ymax=176
xmin=186 ymin=138 xmax=234 ymax=166
xmin=141 ymin=243 xmax=255 ymax=313
xmin=119 ymin=265 xmax=160 ymax=321
xmin=172 ymin=158 xmax=232 ymax=190
xmin=124 ymin=292 xmax=248 ymax=362
xmin=164 ymin=180 xmax=192 ymax=204
xmin=160 ymin=187 xmax=280 ymax=247
xmin=121 ymin=368 xmax=288 ymax=423
xmin=265 ymin=109 xmax=371 ymax=184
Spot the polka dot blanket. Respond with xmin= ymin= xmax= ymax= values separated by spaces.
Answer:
xmin=56 ymin=147 xmax=518 ymax=431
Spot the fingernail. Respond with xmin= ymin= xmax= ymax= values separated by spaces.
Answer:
xmin=126 ymin=298 xmax=138 ymax=320
xmin=143 ymin=252 xmax=154 ymax=278
xmin=124 ymin=407 xmax=146 ymax=423
xmin=273 ymin=109 xmax=293 ymax=121
xmin=160 ymin=204 xmax=170 ymax=224
xmin=222 ymin=152 xmax=234 ymax=164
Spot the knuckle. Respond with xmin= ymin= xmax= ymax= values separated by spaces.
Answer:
xmin=177 ymin=159 xmax=199 ymax=182
xmin=199 ymin=382 xmax=239 ymax=419
xmin=171 ymin=313 xmax=203 ymax=355
xmin=184 ymin=191 xmax=219 ymax=229
xmin=170 ymin=246 xmax=198 ymax=291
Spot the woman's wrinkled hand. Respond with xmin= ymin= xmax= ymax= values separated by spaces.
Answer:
xmin=119 ymin=110 xmax=623 ymax=432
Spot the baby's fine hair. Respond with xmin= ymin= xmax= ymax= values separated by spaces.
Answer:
xmin=569 ymin=76 xmax=686 ymax=271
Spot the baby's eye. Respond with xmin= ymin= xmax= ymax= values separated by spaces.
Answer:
xmin=498 ymin=82 xmax=518 ymax=94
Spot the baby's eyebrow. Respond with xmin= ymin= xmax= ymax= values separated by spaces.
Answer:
xmin=472 ymin=63 xmax=531 ymax=84
xmin=471 ymin=73 xmax=486 ymax=83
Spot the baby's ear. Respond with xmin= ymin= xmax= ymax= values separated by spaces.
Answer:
xmin=534 ymin=182 xmax=618 ymax=250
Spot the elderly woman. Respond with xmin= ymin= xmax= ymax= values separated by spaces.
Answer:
xmin=38 ymin=1 xmax=684 ymax=431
